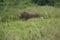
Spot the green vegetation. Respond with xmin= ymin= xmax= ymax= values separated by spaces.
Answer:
xmin=0 ymin=18 xmax=60 ymax=40
xmin=0 ymin=6 xmax=60 ymax=22
xmin=0 ymin=0 xmax=60 ymax=40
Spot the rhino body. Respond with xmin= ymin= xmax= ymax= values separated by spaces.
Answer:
xmin=20 ymin=12 xmax=40 ymax=20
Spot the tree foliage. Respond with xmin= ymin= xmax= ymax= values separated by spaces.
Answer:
xmin=32 ymin=0 xmax=55 ymax=6
xmin=0 ymin=0 xmax=4 ymax=2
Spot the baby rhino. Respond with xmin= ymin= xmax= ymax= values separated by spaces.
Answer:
xmin=20 ymin=12 xmax=40 ymax=20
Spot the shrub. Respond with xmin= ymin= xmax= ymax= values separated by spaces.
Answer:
xmin=32 ymin=0 xmax=55 ymax=6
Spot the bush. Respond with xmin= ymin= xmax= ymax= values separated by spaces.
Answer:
xmin=32 ymin=0 xmax=55 ymax=6
xmin=0 ymin=0 xmax=4 ymax=2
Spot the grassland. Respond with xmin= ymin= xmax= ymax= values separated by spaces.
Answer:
xmin=0 ymin=6 xmax=60 ymax=21
xmin=0 ymin=18 xmax=60 ymax=40
xmin=0 ymin=4 xmax=60 ymax=40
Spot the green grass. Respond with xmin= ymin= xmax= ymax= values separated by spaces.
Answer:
xmin=0 ymin=4 xmax=60 ymax=40
xmin=0 ymin=0 xmax=60 ymax=40
xmin=0 ymin=18 xmax=60 ymax=40
xmin=0 ymin=6 xmax=60 ymax=22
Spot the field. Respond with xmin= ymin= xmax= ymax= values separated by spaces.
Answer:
xmin=0 ymin=5 xmax=60 ymax=40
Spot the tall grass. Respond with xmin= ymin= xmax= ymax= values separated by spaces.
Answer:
xmin=0 ymin=5 xmax=60 ymax=22
xmin=0 ymin=18 xmax=60 ymax=40
xmin=0 ymin=0 xmax=60 ymax=40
